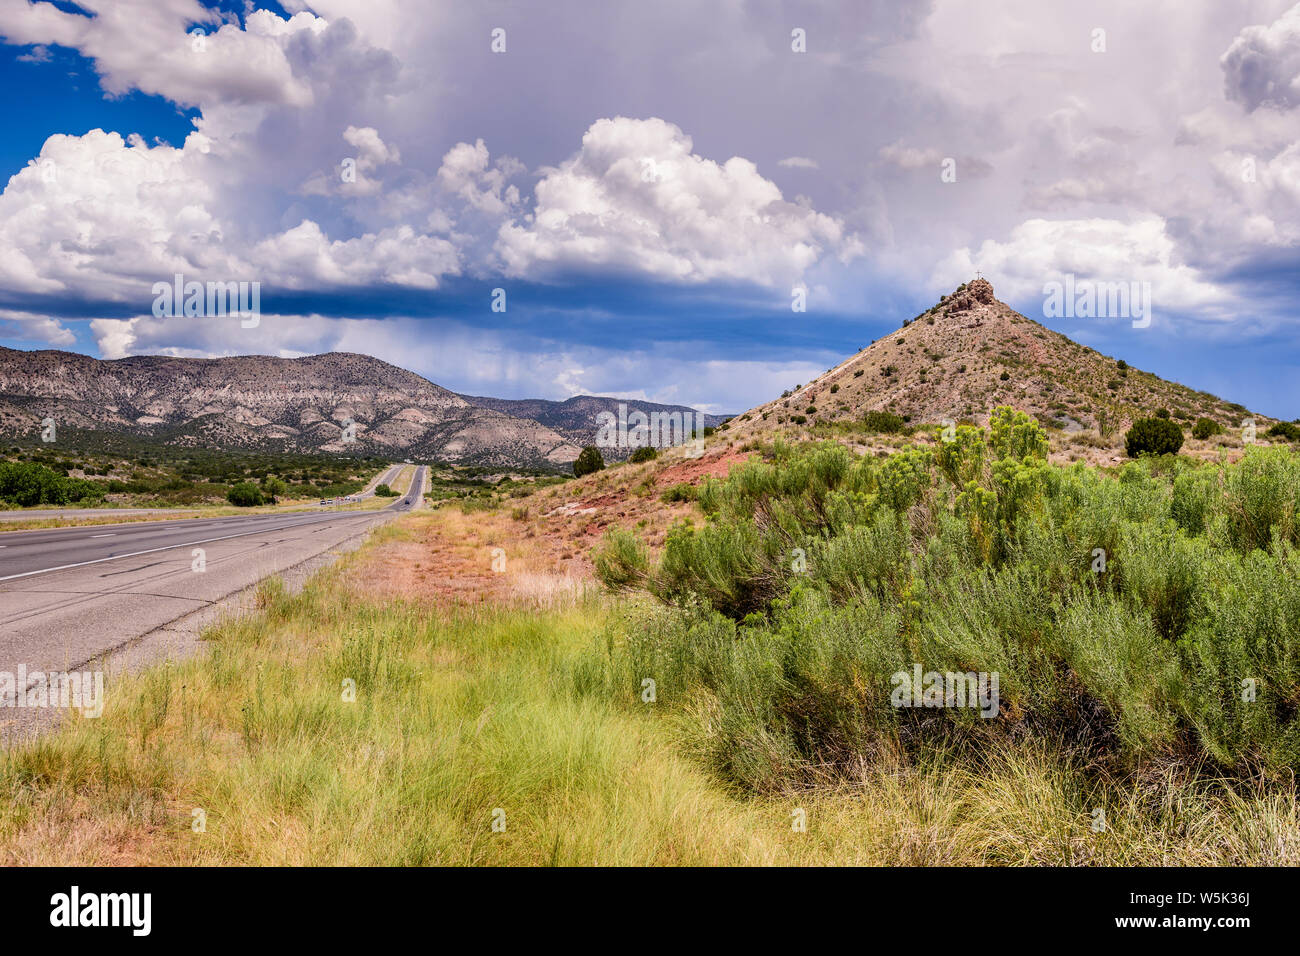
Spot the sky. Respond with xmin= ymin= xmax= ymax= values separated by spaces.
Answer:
xmin=1 ymin=0 xmax=1299 ymax=417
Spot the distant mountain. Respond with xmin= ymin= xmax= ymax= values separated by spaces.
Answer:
xmin=459 ymin=394 xmax=731 ymax=459
xmin=0 ymin=348 xmax=580 ymax=470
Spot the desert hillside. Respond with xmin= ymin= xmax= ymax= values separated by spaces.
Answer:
xmin=724 ymin=278 xmax=1274 ymax=464
xmin=0 ymin=348 xmax=579 ymax=469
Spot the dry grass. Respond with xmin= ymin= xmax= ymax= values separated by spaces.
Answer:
xmin=344 ymin=508 xmax=591 ymax=608
xmin=0 ymin=505 xmax=1295 ymax=865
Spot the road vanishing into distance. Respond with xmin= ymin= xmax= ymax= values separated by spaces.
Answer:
xmin=352 ymin=462 xmax=407 ymax=499
xmin=0 ymin=466 xmax=426 ymax=731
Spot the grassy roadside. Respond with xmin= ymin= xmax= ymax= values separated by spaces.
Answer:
xmin=0 ymin=520 xmax=776 ymax=865
xmin=0 ymin=510 xmax=1294 ymax=865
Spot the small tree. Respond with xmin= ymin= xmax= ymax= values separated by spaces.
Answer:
xmin=1125 ymin=418 xmax=1184 ymax=458
xmin=1192 ymin=417 xmax=1223 ymax=440
xmin=1266 ymin=422 xmax=1300 ymax=443
xmin=227 ymin=482 xmax=264 ymax=507
xmin=629 ymin=446 xmax=657 ymax=463
xmin=574 ymin=446 xmax=605 ymax=477
xmin=261 ymin=476 xmax=288 ymax=503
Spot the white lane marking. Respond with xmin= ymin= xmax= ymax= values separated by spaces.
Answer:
xmin=90 ymin=533 xmax=115 ymax=538
xmin=0 ymin=511 xmax=380 ymax=583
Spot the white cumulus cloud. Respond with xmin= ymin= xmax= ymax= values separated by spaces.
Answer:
xmin=933 ymin=217 xmax=1234 ymax=323
xmin=0 ymin=2 xmax=326 ymax=108
xmin=496 ymin=117 xmax=862 ymax=287
xmin=1221 ymin=3 xmax=1300 ymax=112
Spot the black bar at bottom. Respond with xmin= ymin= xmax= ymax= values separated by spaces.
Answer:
xmin=0 ymin=865 xmax=1276 ymax=942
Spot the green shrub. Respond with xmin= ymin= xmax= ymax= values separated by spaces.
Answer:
xmin=1192 ymin=417 xmax=1224 ymax=440
xmin=1220 ymin=447 xmax=1300 ymax=552
xmin=1050 ymin=591 xmax=1181 ymax=753
xmin=628 ymin=446 xmax=658 ymax=463
xmin=1113 ymin=519 xmax=1205 ymax=640
xmin=226 ymin=482 xmax=264 ymax=507
xmin=876 ymin=446 xmax=931 ymax=511
xmin=861 ymin=410 xmax=905 ymax=434
xmin=1267 ymin=421 xmax=1300 ymax=443
xmin=593 ymin=529 xmax=650 ymax=591
xmin=935 ymin=424 xmax=986 ymax=487
xmin=653 ymin=519 xmax=785 ymax=619
xmin=573 ymin=446 xmax=605 ymax=477
xmin=660 ymin=482 xmax=697 ymax=503
xmin=988 ymin=406 xmax=1049 ymax=462
xmin=591 ymin=420 xmax=1300 ymax=790
xmin=814 ymin=509 xmax=911 ymax=603
xmin=1170 ymin=469 xmax=1215 ymax=536
xmin=0 ymin=461 xmax=106 ymax=507
xmin=1125 ymin=418 xmax=1184 ymax=458
xmin=374 ymin=483 xmax=398 ymax=497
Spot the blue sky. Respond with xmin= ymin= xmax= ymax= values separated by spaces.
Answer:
xmin=1 ymin=0 xmax=1299 ymax=417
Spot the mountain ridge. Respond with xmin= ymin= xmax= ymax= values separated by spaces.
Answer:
xmin=459 ymin=393 xmax=730 ymax=460
xmin=0 ymin=347 xmax=581 ymax=470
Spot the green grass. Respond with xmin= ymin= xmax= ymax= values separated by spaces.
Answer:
xmin=0 ymin=539 xmax=781 ymax=865
xmin=2 ymin=488 xmax=1297 ymax=865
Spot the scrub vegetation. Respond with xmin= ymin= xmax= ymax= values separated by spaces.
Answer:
xmin=3 ymin=410 xmax=1298 ymax=865
xmin=595 ymin=407 xmax=1300 ymax=802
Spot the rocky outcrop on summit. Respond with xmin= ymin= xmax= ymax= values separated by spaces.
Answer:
xmin=0 ymin=348 xmax=580 ymax=469
xmin=948 ymin=277 xmax=995 ymax=313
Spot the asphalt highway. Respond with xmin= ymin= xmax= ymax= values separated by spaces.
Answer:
xmin=0 ymin=466 xmax=426 ymax=725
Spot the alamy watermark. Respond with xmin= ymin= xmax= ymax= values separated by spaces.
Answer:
xmin=1042 ymin=275 xmax=1151 ymax=328
xmin=890 ymin=664 xmax=1000 ymax=718
xmin=152 ymin=272 xmax=261 ymax=328
xmin=595 ymin=403 xmax=705 ymax=457
xmin=50 ymin=886 xmax=150 ymax=936
xmin=0 ymin=666 xmax=103 ymax=717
